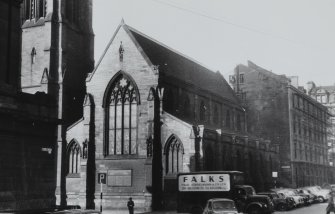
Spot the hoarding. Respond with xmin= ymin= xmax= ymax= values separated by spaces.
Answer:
xmin=178 ymin=174 xmax=230 ymax=192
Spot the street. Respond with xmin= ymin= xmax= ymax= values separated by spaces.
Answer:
xmin=274 ymin=202 xmax=327 ymax=214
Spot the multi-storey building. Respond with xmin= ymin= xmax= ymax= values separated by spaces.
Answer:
xmin=307 ymin=82 xmax=335 ymax=171
xmin=20 ymin=0 xmax=94 ymax=206
xmin=0 ymin=0 xmax=58 ymax=211
xmin=230 ymin=61 xmax=331 ymax=188
xmin=65 ymin=21 xmax=278 ymax=211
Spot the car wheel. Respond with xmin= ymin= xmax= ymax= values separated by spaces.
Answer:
xmin=277 ymin=203 xmax=287 ymax=211
xmin=247 ymin=206 xmax=261 ymax=214
xmin=317 ymin=196 xmax=324 ymax=203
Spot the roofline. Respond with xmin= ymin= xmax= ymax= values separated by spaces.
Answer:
xmin=67 ymin=117 xmax=84 ymax=131
xmin=87 ymin=21 xmax=156 ymax=82
xmin=86 ymin=22 xmax=124 ymax=82
xmin=125 ymin=24 xmax=218 ymax=75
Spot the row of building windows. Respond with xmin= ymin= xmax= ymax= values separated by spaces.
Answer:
xmin=163 ymin=89 xmax=245 ymax=132
xmin=293 ymin=122 xmax=327 ymax=143
xmin=293 ymin=142 xmax=327 ymax=164
xmin=315 ymin=93 xmax=335 ymax=104
xmin=292 ymin=94 xmax=328 ymax=122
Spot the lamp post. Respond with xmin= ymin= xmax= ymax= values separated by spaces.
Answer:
xmin=149 ymin=86 xmax=164 ymax=210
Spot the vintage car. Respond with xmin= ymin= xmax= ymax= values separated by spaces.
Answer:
xmin=202 ymin=198 xmax=238 ymax=214
xmin=258 ymin=192 xmax=294 ymax=211
xmin=303 ymin=186 xmax=330 ymax=202
xmin=272 ymin=189 xmax=304 ymax=207
xmin=297 ymin=188 xmax=318 ymax=204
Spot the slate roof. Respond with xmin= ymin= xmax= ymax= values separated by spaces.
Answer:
xmin=312 ymin=85 xmax=335 ymax=93
xmin=126 ymin=25 xmax=240 ymax=104
xmin=89 ymin=21 xmax=240 ymax=104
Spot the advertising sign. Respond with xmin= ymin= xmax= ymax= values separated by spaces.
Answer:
xmin=178 ymin=174 xmax=230 ymax=192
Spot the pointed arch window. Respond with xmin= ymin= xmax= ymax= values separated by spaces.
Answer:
xmin=165 ymin=136 xmax=184 ymax=174
xmin=67 ymin=140 xmax=81 ymax=175
xmin=22 ymin=0 xmax=46 ymax=21
xmin=200 ymin=101 xmax=206 ymax=122
xmin=183 ymin=95 xmax=191 ymax=118
xmin=163 ymin=89 xmax=174 ymax=113
xmin=205 ymin=146 xmax=214 ymax=171
xmin=104 ymin=73 xmax=139 ymax=155
xmin=213 ymin=105 xmax=219 ymax=124
xmin=226 ymin=110 xmax=231 ymax=128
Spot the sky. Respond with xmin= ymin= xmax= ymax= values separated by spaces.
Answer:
xmin=92 ymin=0 xmax=335 ymax=87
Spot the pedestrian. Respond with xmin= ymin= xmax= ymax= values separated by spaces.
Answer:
xmin=127 ymin=197 xmax=134 ymax=214
xmin=327 ymin=190 xmax=335 ymax=214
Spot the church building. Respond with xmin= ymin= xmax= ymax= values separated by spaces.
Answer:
xmin=65 ymin=21 xmax=278 ymax=211
xmin=20 ymin=0 xmax=94 ymax=206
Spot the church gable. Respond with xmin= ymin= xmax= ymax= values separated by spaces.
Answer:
xmin=86 ymin=22 xmax=157 ymax=107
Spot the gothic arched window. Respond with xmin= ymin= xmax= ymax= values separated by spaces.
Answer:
xmin=205 ymin=146 xmax=214 ymax=171
xmin=165 ymin=135 xmax=184 ymax=174
xmin=104 ymin=73 xmax=139 ymax=155
xmin=213 ymin=105 xmax=219 ymax=124
xmin=163 ymin=89 xmax=174 ymax=113
xmin=226 ymin=110 xmax=231 ymax=128
xmin=67 ymin=140 xmax=81 ymax=175
xmin=200 ymin=101 xmax=206 ymax=122
xmin=183 ymin=95 xmax=191 ymax=118
xmin=22 ymin=0 xmax=46 ymax=21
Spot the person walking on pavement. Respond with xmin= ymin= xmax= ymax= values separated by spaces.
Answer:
xmin=327 ymin=190 xmax=335 ymax=214
xmin=127 ymin=197 xmax=135 ymax=214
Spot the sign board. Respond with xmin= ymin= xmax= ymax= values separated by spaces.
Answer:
xmin=272 ymin=171 xmax=278 ymax=178
xmin=281 ymin=166 xmax=290 ymax=169
xmin=98 ymin=173 xmax=107 ymax=184
xmin=107 ymin=170 xmax=132 ymax=187
xmin=178 ymin=174 xmax=230 ymax=192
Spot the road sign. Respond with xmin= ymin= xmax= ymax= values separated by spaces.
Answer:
xmin=272 ymin=171 xmax=278 ymax=178
xmin=98 ymin=173 xmax=107 ymax=184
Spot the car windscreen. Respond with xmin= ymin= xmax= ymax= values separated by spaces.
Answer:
xmin=212 ymin=201 xmax=236 ymax=210
xmin=245 ymin=187 xmax=256 ymax=195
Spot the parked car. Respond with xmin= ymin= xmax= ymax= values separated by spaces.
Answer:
xmin=303 ymin=186 xmax=330 ymax=202
xmin=257 ymin=192 xmax=294 ymax=211
xmin=292 ymin=189 xmax=313 ymax=205
xmin=297 ymin=188 xmax=318 ymax=203
xmin=203 ymin=198 xmax=238 ymax=214
xmin=272 ymin=189 xmax=304 ymax=207
xmin=233 ymin=185 xmax=275 ymax=214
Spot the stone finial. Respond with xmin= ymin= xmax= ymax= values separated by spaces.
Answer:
xmin=119 ymin=41 xmax=124 ymax=62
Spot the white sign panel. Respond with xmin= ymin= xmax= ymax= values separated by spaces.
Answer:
xmin=178 ymin=174 xmax=230 ymax=192
xmin=272 ymin=171 xmax=278 ymax=178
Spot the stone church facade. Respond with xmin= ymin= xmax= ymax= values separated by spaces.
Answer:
xmin=0 ymin=0 xmax=58 ymax=211
xmin=65 ymin=22 xmax=278 ymax=211
xmin=19 ymin=0 xmax=94 ymax=206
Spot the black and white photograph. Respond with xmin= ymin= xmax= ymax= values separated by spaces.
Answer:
xmin=1 ymin=0 xmax=335 ymax=213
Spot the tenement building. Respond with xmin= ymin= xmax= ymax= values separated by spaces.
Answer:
xmin=230 ymin=61 xmax=332 ymax=188
xmin=0 ymin=0 xmax=58 ymax=211
xmin=307 ymin=82 xmax=335 ymax=171
xmin=20 ymin=0 xmax=94 ymax=206
xmin=65 ymin=21 xmax=278 ymax=211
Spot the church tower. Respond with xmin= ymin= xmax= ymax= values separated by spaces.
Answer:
xmin=20 ymin=0 xmax=94 ymax=206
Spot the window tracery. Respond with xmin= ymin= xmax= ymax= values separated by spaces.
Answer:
xmin=105 ymin=74 xmax=139 ymax=155
xmin=165 ymin=136 xmax=184 ymax=174
xmin=68 ymin=141 xmax=81 ymax=175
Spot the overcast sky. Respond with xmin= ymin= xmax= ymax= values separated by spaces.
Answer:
xmin=93 ymin=0 xmax=335 ymax=87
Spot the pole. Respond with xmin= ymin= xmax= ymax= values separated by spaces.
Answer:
xmin=100 ymin=182 xmax=103 ymax=212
